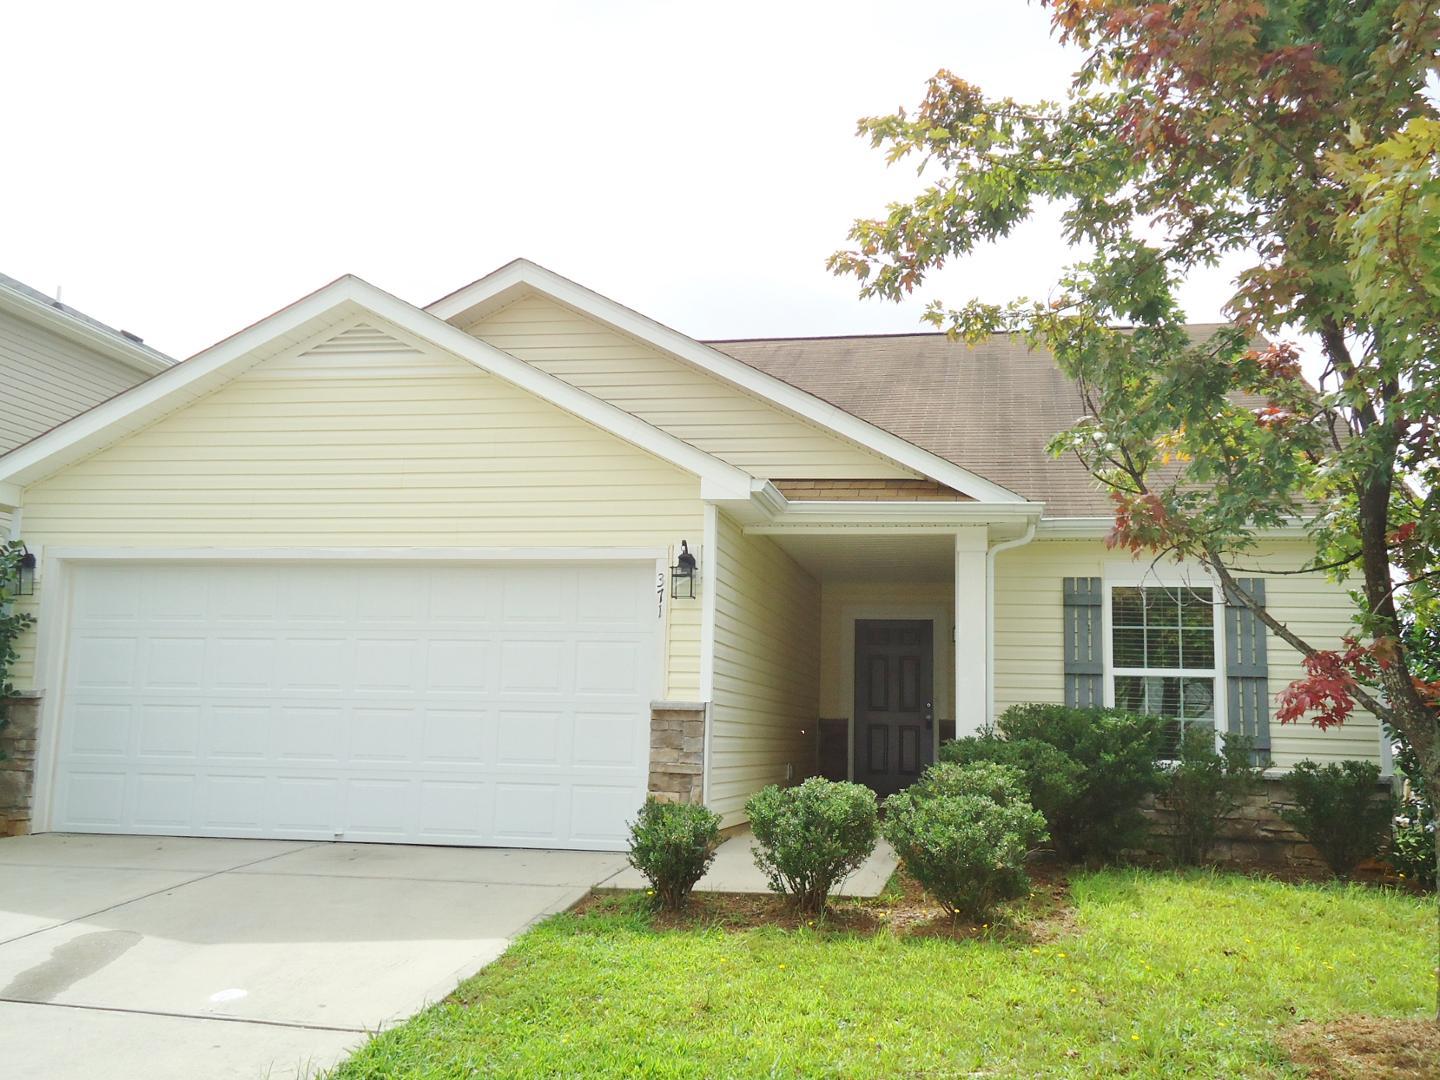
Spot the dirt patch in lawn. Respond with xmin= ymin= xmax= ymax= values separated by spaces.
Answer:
xmin=1279 ymin=1015 xmax=1440 ymax=1079
xmin=579 ymin=865 xmax=1078 ymax=943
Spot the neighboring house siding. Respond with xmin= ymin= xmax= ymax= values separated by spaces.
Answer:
xmin=465 ymin=295 xmax=917 ymax=480
xmin=1 ymin=309 xmax=154 ymax=537
xmin=12 ymin=318 xmax=705 ymax=697
xmin=708 ymin=511 xmax=820 ymax=825
xmin=0 ymin=312 xmax=145 ymax=454
xmin=992 ymin=538 xmax=1381 ymax=767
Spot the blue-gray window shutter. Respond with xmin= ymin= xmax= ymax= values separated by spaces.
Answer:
xmin=1224 ymin=577 xmax=1271 ymax=762
xmin=1063 ymin=577 xmax=1103 ymax=708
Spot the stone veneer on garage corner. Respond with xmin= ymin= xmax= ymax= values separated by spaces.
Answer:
xmin=0 ymin=693 xmax=39 ymax=836
xmin=648 ymin=702 xmax=706 ymax=804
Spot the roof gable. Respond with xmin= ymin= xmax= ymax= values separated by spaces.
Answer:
xmin=427 ymin=260 xmax=1027 ymax=503
xmin=0 ymin=276 xmax=755 ymax=504
xmin=462 ymin=292 xmax=918 ymax=481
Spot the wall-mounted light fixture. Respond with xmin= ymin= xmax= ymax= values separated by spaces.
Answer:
xmin=670 ymin=540 xmax=698 ymax=600
xmin=6 ymin=543 xmax=35 ymax=597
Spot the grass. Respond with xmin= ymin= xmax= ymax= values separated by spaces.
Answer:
xmin=329 ymin=869 xmax=1434 ymax=1078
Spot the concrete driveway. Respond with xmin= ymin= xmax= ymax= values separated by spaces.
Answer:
xmin=0 ymin=834 xmax=625 ymax=1079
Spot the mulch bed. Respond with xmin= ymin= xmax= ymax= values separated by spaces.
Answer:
xmin=578 ymin=863 xmax=1077 ymax=943
xmin=1279 ymin=1015 xmax=1440 ymax=1079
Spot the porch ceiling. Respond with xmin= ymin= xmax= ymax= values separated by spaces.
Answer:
xmin=764 ymin=531 xmax=957 ymax=583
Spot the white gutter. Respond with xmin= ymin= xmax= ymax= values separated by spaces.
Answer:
xmin=986 ymin=520 xmax=1038 ymax=727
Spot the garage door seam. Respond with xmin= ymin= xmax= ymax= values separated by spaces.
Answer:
xmin=0 ymin=996 xmax=368 ymax=1033
xmin=0 ymin=843 xmax=323 ymax=948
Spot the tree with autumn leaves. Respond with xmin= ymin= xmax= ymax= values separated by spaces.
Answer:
xmin=831 ymin=0 xmax=1439 ymax=971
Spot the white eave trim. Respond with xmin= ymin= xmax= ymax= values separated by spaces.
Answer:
xmin=1036 ymin=516 xmax=1316 ymax=539
xmin=743 ymin=497 xmax=1044 ymax=534
xmin=426 ymin=259 xmax=1027 ymax=504
xmin=0 ymin=281 xmax=174 ymax=375
xmin=0 ymin=276 xmax=756 ymax=500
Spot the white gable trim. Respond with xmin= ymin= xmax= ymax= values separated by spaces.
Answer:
xmin=0 ymin=278 xmax=174 ymax=375
xmin=427 ymin=260 xmax=1029 ymax=504
xmin=0 ymin=276 xmax=755 ymax=501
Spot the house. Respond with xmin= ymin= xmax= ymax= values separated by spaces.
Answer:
xmin=0 ymin=272 xmax=175 ymax=538
xmin=0 ymin=260 xmax=1384 ymax=847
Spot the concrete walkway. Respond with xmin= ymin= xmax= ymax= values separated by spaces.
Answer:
xmin=0 ymin=834 xmax=626 ymax=1079
xmin=599 ymin=828 xmax=899 ymax=897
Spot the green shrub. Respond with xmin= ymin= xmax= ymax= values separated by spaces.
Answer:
xmin=941 ymin=704 xmax=1166 ymax=863
xmin=745 ymin=777 xmax=879 ymax=913
xmin=941 ymin=733 xmax=1085 ymax=832
xmin=626 ymin=798 xmax=722 ymax=911
xmin=1281 ymin=759 xmax=1395 ymax=879
xmin=1158 ymin=728 xmax=1265 ymax=866
xmin=883 ymin=763 xmax=1047 ymax=920
xmin=907 ymin=759 xmax=1029 ymax=804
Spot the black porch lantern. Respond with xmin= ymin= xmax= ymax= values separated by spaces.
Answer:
xmin=670 ymin=540 xmax=698 ymax=600
xmin=8 ymin=544 xmax=35 ymax=597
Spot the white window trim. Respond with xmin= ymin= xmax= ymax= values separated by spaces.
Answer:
xmin=1101 ymin=560 xmax=1228 ymax=750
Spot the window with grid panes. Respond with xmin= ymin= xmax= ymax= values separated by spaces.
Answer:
xmin=1110 ymin=585 xmax=1217 ymax=756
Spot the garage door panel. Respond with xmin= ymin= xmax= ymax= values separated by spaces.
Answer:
xmin=67 ymin=703 xmax=134 ymax=757
xmin=570 ymin=786 xmax=641 ymax=846
xmin=420 ymin=708 xmax=491 ymax=764
xmin=134 ymin=772 xmax=196 ymax=827
xmin=425 ymin=639 xmax=492 ymax=692
xmin=51 ymin=561 xmax=656 ymax=850
xmin=493 ymin=782 xmax=565 ymax=843
xmin=418 ymin=780 xmax=492 ymax=841
xmin=137 ymin=704 xmax=201 ymax=759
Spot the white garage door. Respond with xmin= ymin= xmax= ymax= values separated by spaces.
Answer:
xmin=48 ymin=560 xmax=660 ymax=850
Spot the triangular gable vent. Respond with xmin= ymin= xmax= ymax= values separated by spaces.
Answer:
xmin=262 ymin=321 xmax=465 ymax=380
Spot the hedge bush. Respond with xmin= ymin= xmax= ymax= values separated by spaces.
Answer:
xmin=941 ymin=704 xmax=1166 ymax=862
xmin=1158 ymin=727 xmax=1264 ymax=865
xmin=626 ymin=798 xmax=722 ymax=911
xmin=1281 ymin=759 xmax=1395 ymax=879
xmin=882 ymin=762 xmax=1047 ymax=920
xmin=746 ymin=777 xmax=879 ymax=913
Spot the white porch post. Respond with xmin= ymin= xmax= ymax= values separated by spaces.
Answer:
xmin=953 ymin=527 xmax=988 ymax=737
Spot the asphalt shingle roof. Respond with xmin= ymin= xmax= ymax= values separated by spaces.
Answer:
xmin=708 ymin=327 xmax=1230 ymax=518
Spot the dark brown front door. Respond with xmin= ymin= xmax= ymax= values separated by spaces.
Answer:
xmin=854 ymin=619 xmax=934 ymax=796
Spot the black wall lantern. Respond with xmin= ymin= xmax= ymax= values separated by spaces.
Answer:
xmin=7 ymin=544 xmax=35 ymax=597
xmin=670 ymin=540 xmax=698 ymax=600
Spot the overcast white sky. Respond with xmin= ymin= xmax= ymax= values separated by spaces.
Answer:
xmin=3 ymin=1 xmax=1247 ymax=360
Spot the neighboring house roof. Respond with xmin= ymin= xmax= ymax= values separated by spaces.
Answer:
xmin=0 ymin=272 xmax=175 ymax=375
xmin=709 ymin=327 xmax=1231 ymax=519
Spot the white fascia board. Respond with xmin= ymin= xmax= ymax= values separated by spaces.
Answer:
xmin=426 ymin=259 xmax=1028 ymax=504
xmin=743 ymin=498 xmax=1044 ymax=534
xmin=1036 ymin=516 xmax=1315 ymax=540
xmin=0 ymin=482 xmax=20 ymax=511
xmin=0 ymin=275 xmax=756 ymax=502
xmin=0 ymin=281 xmax=174 ymax=375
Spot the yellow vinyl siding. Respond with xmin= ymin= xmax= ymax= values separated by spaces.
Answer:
xmin=992 ymin=540 xmax=1103 ymax=713
xmin=12 ymin=318 xmax=704 ymax=697
xmin=708 ymin=511 xmax=820 ymax=825
xmin=465 ymin=295 xmax=916 ymax=481
xmin=992 ymin=538 xmax=1381 ymax=768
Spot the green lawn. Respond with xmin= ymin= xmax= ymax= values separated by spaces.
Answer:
xmin=330 ymin=870 xmax=1433 ymax=1078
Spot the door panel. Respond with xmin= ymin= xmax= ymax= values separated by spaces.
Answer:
xmin=854 ymin=620 xmax=934 ymax=796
